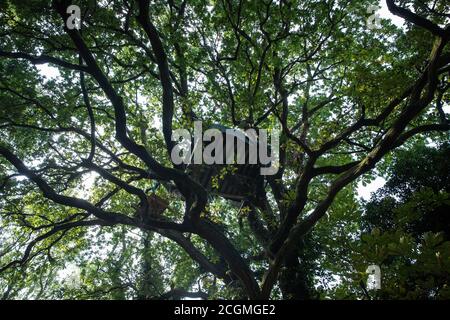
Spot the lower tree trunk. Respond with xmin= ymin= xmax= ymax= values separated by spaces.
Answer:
xmin=278 ymin=251 xmax=312 ymax=300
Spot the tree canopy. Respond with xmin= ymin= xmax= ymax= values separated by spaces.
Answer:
xmin=0 ymin=0 xmax=449 ymax=299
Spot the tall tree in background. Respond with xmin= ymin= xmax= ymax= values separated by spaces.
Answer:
xmin=313 ymin=143 xmax=449 ymax=299
xmin=0 ymin=0 xmax=449 ymax=299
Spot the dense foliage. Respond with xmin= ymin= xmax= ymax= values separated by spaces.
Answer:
xmin=315 ymin=144 xmax=450 ymax=299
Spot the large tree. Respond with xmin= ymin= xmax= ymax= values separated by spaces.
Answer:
xmin=0 ymin=0 xmax=449 ymax=299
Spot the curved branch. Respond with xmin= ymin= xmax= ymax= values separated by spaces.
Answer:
xmin=0 ymin=219 xmax=111 ymax=273
xmin=52 ymin=0 xmax=207 ymax=221
xmin=262 ymin=36 xmax=449 ymax=298
xmin=386 ymin=0 xmax=449 ymax=38
xmin=0 ymin=145 xmax=188 ymax=231
xmin=0 ymin=50 xmax=91 ymax=73
xmin=394 ymin=123 xmax=450 ymax=147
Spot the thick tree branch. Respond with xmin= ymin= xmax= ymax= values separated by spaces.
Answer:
xmin=0 ymin=219 xmax=111 ymax=273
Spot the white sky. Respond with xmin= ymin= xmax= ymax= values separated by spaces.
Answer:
xmin=357 ymin=177 xmax=386 ymax=200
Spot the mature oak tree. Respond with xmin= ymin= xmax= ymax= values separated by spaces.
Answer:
xmin=0 ymin=0 xmax=449 ymax=299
